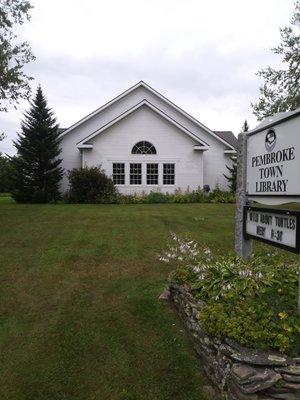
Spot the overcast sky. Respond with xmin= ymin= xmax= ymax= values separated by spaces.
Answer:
xmin=0 ymin=0 xmax=294 ymax=155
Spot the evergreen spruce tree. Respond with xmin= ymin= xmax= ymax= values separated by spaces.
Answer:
xmin=11 ymin=86 xmax=63 ymax=202
xmin=224 ymin=120 xmax=249 ymax=192
xmin=224 ymin=157 xmax=237 ymax=193
xmin=241 ymin=120 xmax=249 ymax=132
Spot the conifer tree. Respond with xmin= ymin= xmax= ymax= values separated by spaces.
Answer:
xmin=241 ymin=120 xmax=249 ymax=132
xmin=224 ymin=120 xmax=249 ymax=192
xmin=11 ymin=86 xmax=63 ymax=202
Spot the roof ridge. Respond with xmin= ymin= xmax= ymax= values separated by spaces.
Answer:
xmin=76 ymin=99 xmax=209 ymax=148
xmin=59 ymin=81 xmax=235 ymax=150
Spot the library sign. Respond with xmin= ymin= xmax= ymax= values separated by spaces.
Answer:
xmin=241 ymin=111 xmax=300 ymax=255
xmin=246 ymin=121 xmax=300 ymax=198
xmin=244 ymin=207 xmax=300 ymax=253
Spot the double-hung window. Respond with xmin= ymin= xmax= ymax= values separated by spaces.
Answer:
xmin=163 ymin=163 xmax=175 ymax=185
xmin=130 ymin=163 xmax=142 ymax=184
xmin=147 ymin=163 xmax=158 ymax=185
xmin=112 ymin=163 xmax=125 ymax=184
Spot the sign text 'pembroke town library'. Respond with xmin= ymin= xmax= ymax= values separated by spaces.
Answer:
xmin=247 ymin=123 xmax=300 ymax=197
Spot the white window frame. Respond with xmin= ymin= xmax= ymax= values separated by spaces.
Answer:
xmin=163 ymin=163 xmax=175 ymax=185
xmin=146 ymin=163 xmax=159 ymax=185
xmin=129 ymin=163 xmax=142 ymax=185
xmin=112 ymin=163 xmax=125 ymax=185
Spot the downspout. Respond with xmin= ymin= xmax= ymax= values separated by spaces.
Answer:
xmin=81 ymin=149 xmax=85 ymax=168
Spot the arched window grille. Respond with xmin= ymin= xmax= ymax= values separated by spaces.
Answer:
xmin=132 ymin=141 xmax=157 ymax=155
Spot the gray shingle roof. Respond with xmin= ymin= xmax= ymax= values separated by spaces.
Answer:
xmin=213 ymin=131 xmax=237 ymax=149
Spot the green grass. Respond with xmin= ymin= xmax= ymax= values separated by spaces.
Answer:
xmin=0 ymin=200 xmax=296 ymax=400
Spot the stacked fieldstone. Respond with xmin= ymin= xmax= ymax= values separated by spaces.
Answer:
xmin=164 ymin=283 xmax=300 ymax=400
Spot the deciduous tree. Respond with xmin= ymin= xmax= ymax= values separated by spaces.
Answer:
xmin=252 ymin=1 xmax=300 ymax=121
xmin=0 ymin=0 xmax=35 ymax=112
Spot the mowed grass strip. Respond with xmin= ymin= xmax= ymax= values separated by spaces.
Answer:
xmin=0 ymin=201 xmax=294 ymax=400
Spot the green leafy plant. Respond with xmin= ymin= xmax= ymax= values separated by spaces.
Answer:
xmin=161 ymin=235 xmax=299 ymax=354
xmin=67 ymin=166 xmax=117 ymax=203
xmin=62 ymin=185 xmax=236 ymax=205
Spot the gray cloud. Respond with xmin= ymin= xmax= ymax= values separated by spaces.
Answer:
xmin=0 ymin=0 xmax=293 ymax=155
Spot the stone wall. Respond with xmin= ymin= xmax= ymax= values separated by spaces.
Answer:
xmin=166 ymin=283 xmax=300 ymax=400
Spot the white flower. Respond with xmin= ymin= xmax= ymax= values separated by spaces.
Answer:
xmin=179 ymin=244 xmax=187 ymax=253
xmin=239 ymin=269 xmax=253 ymax=277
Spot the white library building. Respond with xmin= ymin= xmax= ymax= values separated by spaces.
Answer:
xmin=59 ymin=81 xmax=237 ymax=194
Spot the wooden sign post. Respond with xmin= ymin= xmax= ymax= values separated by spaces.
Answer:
xmin=235 ymin=108 xmax=300 ymax=314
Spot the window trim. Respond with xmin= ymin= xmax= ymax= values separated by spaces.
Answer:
xmin=130 ymin=163 xmax=142 ymax=185
xmin=132 ymin=141 xmax=157 ymax=155
xmin=112 ymin=162 xmax=125 ymax=185
xmin=146 ymin=163 xmax=159 ymax=185
xmin=163 ymin=163 xmax=175 ymax=185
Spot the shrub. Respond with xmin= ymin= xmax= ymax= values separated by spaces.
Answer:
xmin=64 ymin=182 xmax=235 ymax=205
xmin=209 ymin=187 xmax=236 ymax=203
xmin=116 ymin=188 xmax=235 ymax=205
xmin=160 ymin=234 xmax=299 ymax=354
xmin=67 ymin=166 xmax=117 ymax=203
xmin=145 ymin=191 xmax=169 ymax=203
xmin=0 ymin=154 xmax=15 ymax=193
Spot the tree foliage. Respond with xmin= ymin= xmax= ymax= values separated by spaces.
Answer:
xmin=224 ymin=158 xmax=237 ymax=193
xmin=11 ymin=86 xmax=63 ymax=202
xmin=252 ymin=1 xmax=300 ymax=121
xmin=0 ymin=0 xmax=35 ymax=112
xmin=224 ymin=120 xmax=249 ymax=193
xmin=241 ymin=120 xmax=249 ymax=133
xmin=0 ymin=153 xmax=15 ymax=192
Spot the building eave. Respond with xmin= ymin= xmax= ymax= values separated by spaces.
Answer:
xmin=194 ymin=145 xmax=209 ymax=151
xmin=76 ymin=99 xmax=209 ymax=149
xmin=77 ymin=144 xmax=93 ymax=149
xmin=60 ymin=80 xmax=235 ymax=150
xmin=224 ymin=149 xmax=236 ymax=154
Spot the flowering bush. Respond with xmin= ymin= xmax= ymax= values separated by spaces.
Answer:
xmin=160 ymin=234 xmax=300 ymax=354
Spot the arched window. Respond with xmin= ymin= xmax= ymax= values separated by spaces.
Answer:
xmin=132 ymin=141 xmax=157 ymax=155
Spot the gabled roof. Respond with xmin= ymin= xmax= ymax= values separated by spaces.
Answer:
xmin=213 ymin=131 xmax=237 ymax=149
xmin=59 ymin=81 xmax=236 ymax=150
xmin=76 ymin=99 xmax=209 ymax=149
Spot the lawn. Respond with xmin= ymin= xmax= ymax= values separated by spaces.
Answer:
xmin=0 ymin=199 xmax=296 ymax=400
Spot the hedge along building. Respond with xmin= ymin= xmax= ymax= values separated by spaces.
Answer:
xmin=59 ymin=81 xmax=237 ymax=194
